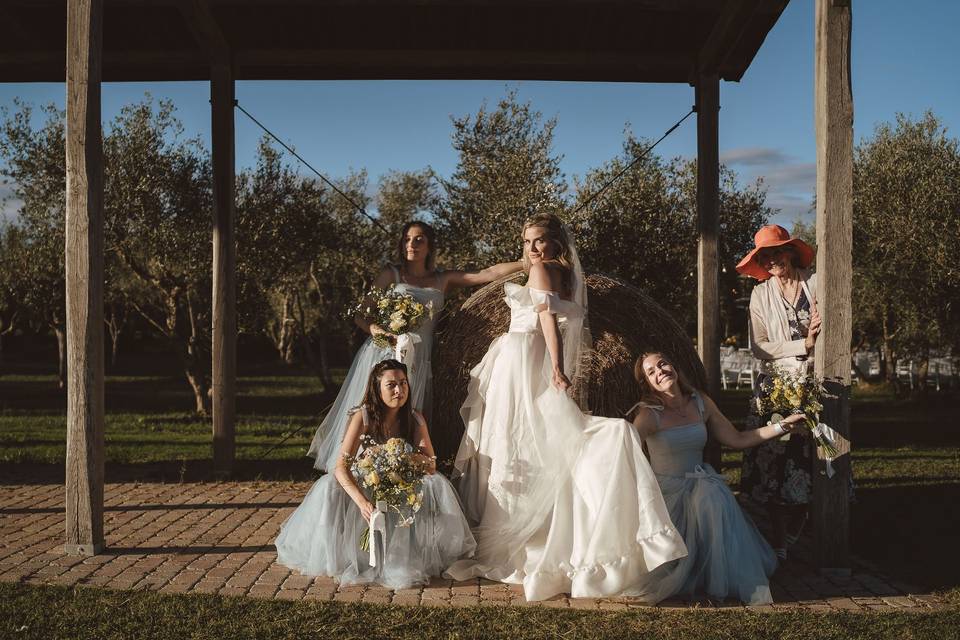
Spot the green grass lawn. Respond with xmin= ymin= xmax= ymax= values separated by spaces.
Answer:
xmin=2 ymin=582 xmax=958 ymax=640
xmin=0 ymin=373 xmax=337 ymax=480
xmin=2 ymin=372 xmax=958 ymax=633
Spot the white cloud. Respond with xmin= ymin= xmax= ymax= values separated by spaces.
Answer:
xmin=720 ymin=147 xmax=792 ymax=167
xmin=722 ymin=146 xmax=815 ymax=223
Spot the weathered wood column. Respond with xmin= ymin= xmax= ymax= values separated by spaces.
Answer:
xmin=696 ymin=72 xmax=722 ymax=469
xmin=813 ymin=0 xmax=853 ymax=572
xmin=211 ymin=62 xmax=236 ymax=473
xmin=65 ymin=0 xmax=104 ymax=555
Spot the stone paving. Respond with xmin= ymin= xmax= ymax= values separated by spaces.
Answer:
xmin=0 ymin=480 xmax=946 ymax=612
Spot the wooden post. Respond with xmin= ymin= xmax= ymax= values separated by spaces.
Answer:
xmin=211 ymin=62 xmax=236 ymax=473
xmin=64 ymin=0 xmax=104 ymax=556
xmin=696 ymin=72 xmax=722 ymax=470
xmin=813 ymin=0 xmax=853 ymax=573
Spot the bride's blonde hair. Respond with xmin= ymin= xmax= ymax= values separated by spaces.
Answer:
xmin=521 ymin=213 xmax=573 ymax=297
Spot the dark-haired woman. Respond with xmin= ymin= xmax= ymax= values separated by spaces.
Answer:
xmin=308 ymin=221 xmax=524 ymax=472
xmin=276 ymin=360 xmax=475 ymax=589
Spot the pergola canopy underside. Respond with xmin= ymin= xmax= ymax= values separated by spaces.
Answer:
xmin=1 ymin=0 xmax=787 ymax=83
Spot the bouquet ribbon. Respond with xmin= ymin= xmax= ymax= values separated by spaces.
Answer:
xmin=367 ymin=500 xmax=388 ymax=568
xmin=812 ymin=423 xmax=840 ymax=478
xmin=394 ymin=333 xmax=421 ymax=370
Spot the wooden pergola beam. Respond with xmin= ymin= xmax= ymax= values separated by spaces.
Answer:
xmin=697 ymin=0 xmax=764 ymax=76
xmin=210 ymin=61 xmax=236 ymax=474
xmin=64 ymin=0 xmax=105 ymax=556
xmin=695 ymin=71 xmax=721 ymax=469
xmin=813 ymin=0 xmax=853 ymax=573
xmin=177 ymin=0 xmax=230 ymax=63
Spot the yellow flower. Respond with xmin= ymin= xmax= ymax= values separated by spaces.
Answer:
xmin=407 ymin=493 xmax=418 ymax=506
xmin=388 ymin=471 xmax=402 ymax=484
xmin=365 ymin=471 xmax=380 ymax=486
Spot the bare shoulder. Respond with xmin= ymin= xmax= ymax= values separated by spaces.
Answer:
xmin=528 ymin=261 xmax=563 ymax=291
xmin=697 ymin=391 xmax=719 ymax=417
xmin=631 ymin=406 xmax=658 ymax=438
xmin=372 ymin=265 xmax=395 ymax=288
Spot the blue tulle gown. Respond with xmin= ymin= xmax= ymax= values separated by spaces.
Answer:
xmin=626 ymin=393 xmax=778 ymax=605
xmin=276 ymin=414 xmax=476 ymax=590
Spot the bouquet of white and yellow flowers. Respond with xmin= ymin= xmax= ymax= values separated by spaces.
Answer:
xmin=347 ymin=436 xmax=428 ymax=556
xmin=350 ymin=285 xmax=432 ymax=349
xmin=756 ymin=367 xmax=839 ymax=459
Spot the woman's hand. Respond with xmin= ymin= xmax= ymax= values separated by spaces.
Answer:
xmin=411 ymin=452 xmax=437 ymax=475
xmin=780 ymin=413 xmax=807 ymax=431
xmin=805 ymin=309 xmax=822 ymax=351
xmin=358 ymin=499 xmax=376 ymax=523
xmin=370 ymin=324 xmax=397 ymax=345
xmin=552 ymin=368 xmax=571 ymax=392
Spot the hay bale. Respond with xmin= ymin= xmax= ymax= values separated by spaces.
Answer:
xmin=431 ymin=273 xmax=705 ymax=461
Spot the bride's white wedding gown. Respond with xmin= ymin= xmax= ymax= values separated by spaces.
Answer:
xmin=445 ymin=282 xmax=687 ymax=601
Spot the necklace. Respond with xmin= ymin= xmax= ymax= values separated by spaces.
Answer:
xmin=662 ymin=396 xmax=691 ymax=420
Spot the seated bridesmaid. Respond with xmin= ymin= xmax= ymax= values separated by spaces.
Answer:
xmin=625 ymin=352 xmax=805 ymax=605
xmin=275 ymin=359 xmax=475 ymax=590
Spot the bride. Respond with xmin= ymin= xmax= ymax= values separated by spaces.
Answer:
xmin=446 ymin=213 xmax=687 ymax=601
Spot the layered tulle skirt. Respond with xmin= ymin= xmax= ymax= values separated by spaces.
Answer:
xmin=275 ymin=474 xmax=476 ymax=590
xmin=624 ymin=464 xmax=777 ymax=605
xmin=447 ymin=331 xmax=687 ymax=601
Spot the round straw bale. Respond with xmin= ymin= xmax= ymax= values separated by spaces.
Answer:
xmin=431 ymin=272 xmax=705 ymax=461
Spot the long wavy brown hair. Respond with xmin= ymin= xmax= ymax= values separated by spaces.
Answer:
xmin=629 ymin=351 xmax=696 ymax=419
xmin=359 ymin=359 xmax=416 ymax=445
xmin=396 ymin=220 xmax=437 ymax=273
xmin=521 ymin=212 xmax=573 ymax=297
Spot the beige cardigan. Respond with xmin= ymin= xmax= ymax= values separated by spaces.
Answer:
xmin=748 ymin=271 xmax=817 ymax=373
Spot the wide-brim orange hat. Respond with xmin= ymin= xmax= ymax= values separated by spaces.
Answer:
xmin=735 ymin=224 xmax=815 ymax=281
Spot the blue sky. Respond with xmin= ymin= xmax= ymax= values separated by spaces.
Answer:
xmin=2 ymin=0 xmax=958 ymax=227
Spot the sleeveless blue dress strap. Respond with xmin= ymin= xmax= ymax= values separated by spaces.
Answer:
xmin=691 ymin=391 xmax=705 ymax=422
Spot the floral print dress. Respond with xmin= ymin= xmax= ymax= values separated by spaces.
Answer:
xmin=740 ymin=289 xmax=813 ymax=506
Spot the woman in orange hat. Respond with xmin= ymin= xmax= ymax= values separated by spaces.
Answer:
xmin=735 ymin=224 xmax=819 ymax=562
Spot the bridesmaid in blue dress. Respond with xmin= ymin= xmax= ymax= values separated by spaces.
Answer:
xmin=625 ymin=352 xmax=806 ymax=605
xmin=277 ymin=359 xmax=476 ymax=589
xmin=308 ymin=221 xmax=523 ymax=472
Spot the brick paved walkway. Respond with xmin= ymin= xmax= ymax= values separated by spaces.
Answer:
xmin=0 ymin=480 xmax=945 ymax=611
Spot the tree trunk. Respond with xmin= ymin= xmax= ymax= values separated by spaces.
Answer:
xmin=54 ymin=321 xmax=67 ymax=389
xmin=315 ymin=333 xmax=335 ymax=391
xmin=881 ymin=311 xmax=898 ymax=387
xmin=279 ymin=291 xmax=297 ymax=365
xmin=184 ymin=292 xmax=210 ymax=416
xmin=913 ymin=348 xmax=930 ymax=398
xmin=105 ymin=302 xmax=125 ymax=369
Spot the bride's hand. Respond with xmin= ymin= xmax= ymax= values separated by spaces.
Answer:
xmin=553 ymin=368 xmax=571 ymax=392
xmin=370 ymin=324 xmax=397 ymax=345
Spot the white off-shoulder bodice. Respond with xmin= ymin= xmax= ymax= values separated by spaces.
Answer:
xmin=503 ymin=282 xmax=583 ymax=334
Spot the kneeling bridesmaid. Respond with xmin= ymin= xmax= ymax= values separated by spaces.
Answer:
xmin=625 ymin=352 xmax=805 ymax=605
xmin=275 ymin=359 xmax=475 ymax=590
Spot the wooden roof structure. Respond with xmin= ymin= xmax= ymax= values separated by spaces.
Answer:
xmin=6 ymin=0 xmax=855 ymax=577
xmin=2 ymin=0 xmax=787 ymax=82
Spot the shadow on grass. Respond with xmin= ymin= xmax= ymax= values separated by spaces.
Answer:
xmin=852 ymin=483 xmax=960 ymax=590
xmin=0 ymin=376 xmax=334 ymax=417
xmin=0 ymin=457 xmax=320 ymax=485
